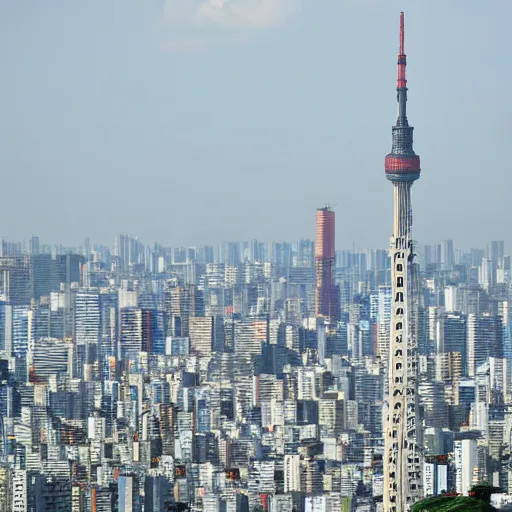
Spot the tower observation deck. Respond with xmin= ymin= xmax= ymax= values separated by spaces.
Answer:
xmin=383 ymin=12 xmax=423 ymax=512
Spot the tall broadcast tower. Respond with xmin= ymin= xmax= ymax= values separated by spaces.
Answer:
xmin=383 ymin=12 xmax=423 ymax=511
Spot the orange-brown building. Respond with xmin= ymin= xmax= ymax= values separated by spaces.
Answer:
xmin=315 ymin=207 xmax=339 ymax=321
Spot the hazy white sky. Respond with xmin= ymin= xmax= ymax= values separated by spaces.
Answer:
xmin=0 ymin=1 xmax=510 ymax=249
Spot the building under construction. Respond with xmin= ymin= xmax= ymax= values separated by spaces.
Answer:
xmin=315 ymin=207 xmax=339 ymax=322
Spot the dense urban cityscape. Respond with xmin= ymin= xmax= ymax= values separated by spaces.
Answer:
xmin=1 ymin=8 xmax=510 ymax=512
xmin=1 ymin=230 xmax=511 ymax=510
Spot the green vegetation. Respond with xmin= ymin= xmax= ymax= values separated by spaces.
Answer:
xmin=412 ymin=485 xmax=502 ymax=512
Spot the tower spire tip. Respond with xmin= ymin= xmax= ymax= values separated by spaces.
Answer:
xmin=397 ymin=12 xmax=407 ymax=90
xmin=399 ymin=12 xmax=405 ymax=55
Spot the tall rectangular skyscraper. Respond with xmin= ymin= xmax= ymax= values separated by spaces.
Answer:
xmin=314 ymin=207 xmax=339 ymax=321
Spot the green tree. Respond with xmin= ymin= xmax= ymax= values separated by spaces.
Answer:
xmin=412 ymin=484 xmax=502 ymax=512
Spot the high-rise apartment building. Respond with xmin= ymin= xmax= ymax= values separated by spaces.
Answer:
xmin=165 ymin=284 xmax=204 ymax=338
xmin=189 ymin=316 xmax=214 ymax=357
xmin=74 ymin=289 xmax=100 ymax=368
xmin=30 ymin=475 xmax=72 ymax=511
xmin=141 ymin=309 xmax=165 ymax=355
xmin=119 ymin=308 xmax=143 ymax=362
xmin=442 ymin=313 xmax=467 ymax=374
xmin=467 ymin=313 xmax=502 ymax=377
xmin=454 ymin=438 xmax=479 ymax=495
xmin=118 ymin=475 xmax=138 ymax=512
xmin=442 ymin=240 xmax=454 ymax=271
xmin=0 ymin=257 xmax=30 ymax=305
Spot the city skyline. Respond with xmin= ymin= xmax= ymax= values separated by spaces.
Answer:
xmin=0 ymin=199 xmax=509 ymax=509
xmin=1 ymin=232 xmax=510 ymax=259
xmin=0 ymin=1 xmax=511 ymax=247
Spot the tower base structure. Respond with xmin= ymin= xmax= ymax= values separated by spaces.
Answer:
xmin=384 ymin=232 xmax=423 ymax=511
